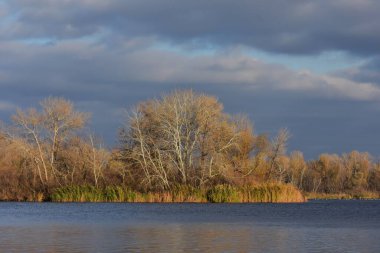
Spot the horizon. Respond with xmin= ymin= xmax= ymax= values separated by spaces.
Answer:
xmin=1 ymin=0 xmax=380 ymax=159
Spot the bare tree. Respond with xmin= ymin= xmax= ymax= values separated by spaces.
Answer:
xmin=10 ymin=97 xmax=89 ymax=185
xmin=269 ymin=128 xmax=290 ymax=182
xmin=342 ymin=151 xmax=371 ymax=191
xmin=288 ymin=151 xmax=307 ymax=189
xmin=120 ymin=90 xmax=249 ymax=189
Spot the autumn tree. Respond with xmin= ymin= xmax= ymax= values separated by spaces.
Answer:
xmin=369 ymin=163 xmax=380 ymax=192
xmin=342 ymin=151 xmax=371 ymax=192
xmin=286 ymin=151 xmax=307 ymax=189
xmin=119 ymin=90 xmax=256 ymax=190
xmin=315 ymin=154 xmax=344 ymax=193
xmin=9 ymin=97 xmax=89 ymax=186
xmin=59 ymin=135 xmax=109 ymax=187
xmin=268 ymin=128 xmax=290 ymax=182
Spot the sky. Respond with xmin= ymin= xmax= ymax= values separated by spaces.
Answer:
xmin=1 ymin=0 xmax=380 ymax=159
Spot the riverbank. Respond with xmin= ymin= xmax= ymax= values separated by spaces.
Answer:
xmin=49 ymin=183 xmax=306 ymax=203
xmin=305 ymin=191 xmax=380 ymax=200
xmin=4 ymin=184 xmax=380 ymax=202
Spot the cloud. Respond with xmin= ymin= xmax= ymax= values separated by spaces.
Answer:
xmin=1 ymin=40 xmax=379 ymax=105
xmin=3 ymin=0 xmax=380 ymax=55
xmin=1 ymin=1 xmax=380 ymax=157
xmin=334 ymin=55 xmax=380 ymax=86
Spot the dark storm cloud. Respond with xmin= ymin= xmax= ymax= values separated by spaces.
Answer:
xmin=1 ymin=0 xmax=380 ymax=158
xmin=1 ymin=39 xmax=380 ymax=157
xmin=1 ymin=41 xmax=379 ymax=103
xmin=3 ymin=0 xmax=380 ymax=55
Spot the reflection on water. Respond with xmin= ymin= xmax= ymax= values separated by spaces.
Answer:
xmin=0 ymin=201 xmax=379 ymax=252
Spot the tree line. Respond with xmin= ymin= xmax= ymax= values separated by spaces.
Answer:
xmin=0 ymin=90 xmax=379 ymax=200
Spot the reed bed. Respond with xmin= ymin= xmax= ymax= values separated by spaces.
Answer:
xmin=207 ymin=183 xmax=305 ymax=203
xmin=51 ymin=183 xmax=305 ymax=203
xmin=306 ymin=191 xmax=380 ymax=200
xmin=51 ymin=185 xmax=207 ymax=203
xmin=0 ymin=191 xmax=45 ymax=202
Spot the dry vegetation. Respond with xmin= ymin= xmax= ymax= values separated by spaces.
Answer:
xmin=0 ymin=90 xmax=379 ymax=202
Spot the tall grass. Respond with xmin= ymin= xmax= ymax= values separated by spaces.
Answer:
xmin=306 ymin=191 xmax=380 ymax=200
xmin=206 ymin=183 xmax=305 ymax=203
xmin=51 ymin=183 xmax=305 ymax=203
xmin=0 ymin=190 xmax=45 ymax=202
xmin=51 ymin=185 xmax=104 ymax=202
xmin=51 ymin=185 xmax=207 ymax=203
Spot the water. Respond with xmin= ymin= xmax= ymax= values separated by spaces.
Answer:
xmin=0 ymin=200 xmax=379 ymax=253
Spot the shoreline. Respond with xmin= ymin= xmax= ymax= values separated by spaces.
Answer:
xmin=305 ymin=192 xmax=380 ymax=200
xmin=1 ymin=184 xmax=307 ymax=203
xmin=1 ymin=198 xmax=380 ymax=203
xmin=2 ymin=186 xmax=379 ymax=203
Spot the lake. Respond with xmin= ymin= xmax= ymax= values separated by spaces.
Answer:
xmin=0 ymin=200 xmax=379 ymax=252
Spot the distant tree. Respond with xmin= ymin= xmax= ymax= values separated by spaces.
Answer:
xmin=317 ymin=154 xmax=343 ymax=193
xmin=268 ymin=128 xmax=290 ymax=182
xmin=342 ymin=151 xmax=371 ymax=192
xmin=9 ymin=97 xmax=89 ymax=185
xmin=369 ymin=163 xmax=380 ymax=192
xmin=287 ymin=151 xmax=307 ymax=189
xmin=1 ymin=92 xmax=379 ymax=201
